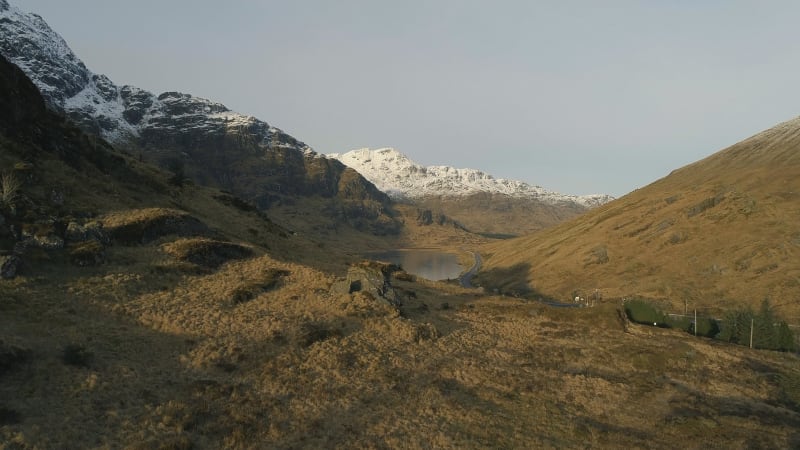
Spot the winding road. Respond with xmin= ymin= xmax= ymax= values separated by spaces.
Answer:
xmin=459 ymin=251 xmax=482 ymax=288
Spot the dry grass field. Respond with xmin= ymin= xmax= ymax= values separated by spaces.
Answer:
xmin=2 ymin=248 xmax=799 ymax=448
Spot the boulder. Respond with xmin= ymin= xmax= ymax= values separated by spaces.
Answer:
xmin=21 ymin=221 xmax=66 ymax=250
xmin=32 ymin=234 xmax=64 ymax=250
xmin=331 ymin=261 xmax=401 ymax=307
xmin=65 ymin=221 xmax=110 ymax=245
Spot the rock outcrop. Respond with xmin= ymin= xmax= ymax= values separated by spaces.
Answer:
xmin=331 ymin=261 xmax=401 ymax=307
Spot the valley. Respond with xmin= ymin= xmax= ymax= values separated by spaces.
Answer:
xmin=1 ymin=1 xmax=799 ymax=449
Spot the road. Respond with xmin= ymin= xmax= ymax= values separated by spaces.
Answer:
xmin=459 ymin=251 xmax=482 ymax=288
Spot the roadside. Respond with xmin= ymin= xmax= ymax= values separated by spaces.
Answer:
xmin=459 ymin=251 xmax=482 ymax=288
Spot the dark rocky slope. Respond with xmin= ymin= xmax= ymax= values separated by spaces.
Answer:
xmin=0 ymin=1 xmax=399 ymax=234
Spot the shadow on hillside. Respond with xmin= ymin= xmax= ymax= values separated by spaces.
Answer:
xmin=663 ymin=392 xmax=800 ymax=446
xmin=564 ymin=379 xmax=800 ymax=448
xmin=741 ymin=356 xmax=800 ymax=413
xmin=476 ymin=262 xmax=553 ymax=299
xmin=0 ymin=279 xmax=212 ymax=447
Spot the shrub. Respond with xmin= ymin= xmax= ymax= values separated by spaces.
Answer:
xmin=624 ymin=299 xmax=668 ymax=327
xmin=0 ymin=171 xmax=21 ymax=207
xmin=692 ymin=317 xmax=721 ymax=338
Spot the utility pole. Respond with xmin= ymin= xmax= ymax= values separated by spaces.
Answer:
xmin=694 ymin=309 xmax=697 ymax=337
xmin=750 ymin=318 xmax=754 ymax=349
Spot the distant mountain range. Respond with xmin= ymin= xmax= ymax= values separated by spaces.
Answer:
xmin=329 ymin=148 xmax=613 ymax=208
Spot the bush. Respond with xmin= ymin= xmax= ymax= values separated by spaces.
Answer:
xmin=624 ymin=299 xmax=668 ymax=327
xmin=692 ymin=317 xmax=721 ymax=338
xmin=0 ymin=171 xmax=21 ymax=207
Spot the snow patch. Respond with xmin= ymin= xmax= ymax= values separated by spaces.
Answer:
xmin=0 ymin=2 xmax=312 ymax=153
xmin=328 ymin=148 xmax=614 ymax=207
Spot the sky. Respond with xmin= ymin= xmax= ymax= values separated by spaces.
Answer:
xmin=11 ymin=0 xmax=800 ymax=197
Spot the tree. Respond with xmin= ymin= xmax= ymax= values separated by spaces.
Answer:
xmin=753 ymin=299 xmax=778 ymax=350
xmin=776 ymin=322 xmax=797 ymax=352
xmin=719 ymin=300 xmax=797 ymax=352
xmin=717 ymin=307 xmax=753 ymax=345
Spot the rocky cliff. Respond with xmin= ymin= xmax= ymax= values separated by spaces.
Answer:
xmin=0 ymin=1 xmax=399 ymax=234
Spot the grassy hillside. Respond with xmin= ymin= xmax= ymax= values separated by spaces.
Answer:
xmin=479 ymin=117 xmax=800 ymax=322
xmin=412 ymin=192 xmax=588 ymax=237
xmin=4 ymin=268 xmax=800 ymax=448
xmin=2 ymin=54 xmax=799 ymax=448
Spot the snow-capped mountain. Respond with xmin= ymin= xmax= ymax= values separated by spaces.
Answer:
xmin=0 ymin=1 xmax=401 ymax=234
xmin=0 ymin=0 xmax=306 ymax=150
xmin=328 ymin=148 xmax=613 ymax=208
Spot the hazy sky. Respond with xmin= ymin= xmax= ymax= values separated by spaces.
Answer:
xmin=11 ymin=1 xmax=800 ymax=196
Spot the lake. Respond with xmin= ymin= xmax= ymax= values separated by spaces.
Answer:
xmin=370 ymin=249 xmax=464 ymax=281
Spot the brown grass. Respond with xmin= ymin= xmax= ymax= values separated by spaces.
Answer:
xmin=480 ymin=117 xmax=800 ymax=322
xmin=161 ymin=238 xmax=254 ymax=269
xmin=3 ymin=252 xmax=799 ymax=448
xmin=413 ymin=192 xmax=589 ymax=237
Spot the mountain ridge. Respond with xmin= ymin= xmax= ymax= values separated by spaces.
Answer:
xmin=0 ymin=1 xmax=400 ymax=234
xmin=0 ymin=1 xmax=305 ymax=149
xmin=328 ymin=147 xmax=613 ymax=208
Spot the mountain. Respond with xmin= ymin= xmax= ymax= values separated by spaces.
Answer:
xmin=328 ymin=148 xmax=612 ymax=207
xmin=329 ymin=148 xmax=613 ymax=236
xmin=0 ymin=1 xmax=399 ymax=234
xmin=2 ymin=14 xmax=798 ymax=449
xmin=478 ymin=116 xmax=800 ymax=320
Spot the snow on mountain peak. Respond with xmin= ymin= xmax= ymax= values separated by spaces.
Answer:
xmin=0 ymin=2 xmax=90 ymax=109
xmin=0 ymin=2 xmax=309 ymax=152
xmin=328 ymin=148 xmax=613 ymax=208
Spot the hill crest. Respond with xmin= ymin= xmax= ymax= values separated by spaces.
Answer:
xmin=479 ymin=115 xmax=800 ymax=320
